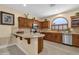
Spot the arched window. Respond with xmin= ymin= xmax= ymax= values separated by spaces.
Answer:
xmin=51 ymin=17 xmax=68 ymax=31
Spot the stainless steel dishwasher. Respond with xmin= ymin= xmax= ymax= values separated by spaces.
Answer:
xmin=62 ymin=33 xmax=72 ymax=45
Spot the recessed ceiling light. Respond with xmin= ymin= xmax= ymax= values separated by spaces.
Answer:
xmin=23 ymin=4 xmax=27 ymax=7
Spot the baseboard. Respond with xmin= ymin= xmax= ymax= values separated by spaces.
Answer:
xmin=15 ymin=44 xmax=29 ymax=55
xmin=0 ymin=43 xmax=16 ymax=49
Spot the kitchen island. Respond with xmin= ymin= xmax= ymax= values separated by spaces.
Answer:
xmin=13 ymin=32 xmax=45 ymax=54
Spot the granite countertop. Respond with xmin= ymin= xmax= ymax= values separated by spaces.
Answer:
xmin=13 ymin=32 xmax=45 ymax=38
xmin=40 ymin=29 xmax=62 ymax=33
xmin=62 ymin=31 xmax=79 ymax=34
xmin=40 ymin=29 xmax=79 ymax=34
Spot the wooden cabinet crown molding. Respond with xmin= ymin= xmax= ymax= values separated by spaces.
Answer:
xmin=70 ymin=16 xmax=79 ymax=19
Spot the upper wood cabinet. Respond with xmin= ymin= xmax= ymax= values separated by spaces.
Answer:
xmin=18 ymin=17 xmax=50 ymax=29
xmin=70 ymin=16 xmax=79 ymax=27
xmin=26 ymin=19 xmax=33 ymax=28
xmin=18 ymin=17 xmax=41 ymax=29
xmin=18 ymin=17 xmax=27 ymax=28
xmin=18 ymin=17 xmax=33 ymax=28
xmin=40 ymin=21 xmax=50 ymax=29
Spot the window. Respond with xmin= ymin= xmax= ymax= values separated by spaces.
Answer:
xmin=51 ymin=17 xmax=68 ymax=31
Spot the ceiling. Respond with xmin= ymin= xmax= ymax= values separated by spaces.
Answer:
xmin=3 ymin=4 xmax=79 ymax=18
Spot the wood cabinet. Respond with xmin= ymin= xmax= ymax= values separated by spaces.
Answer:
xmin=18 ymin=17 xmax=34 ymax=28
xmin=72 ymin=34 xmax=79 ymax=47
xmin=38 ymin=37 xmax=43 ymax=53
xmin=53 ymin=33 xmax=62 ymax=43
xmin=42 ymin=32 xmax=52 ymax=41
xmin=18 ymin=17 xmax=50 ymax=29
xmin=26 ymin=19 xmax=33 ymax=28
xmin=34 ymin=20 xmax=41 ymax=29
xmin=71 ymin=16 xmax=79 ymax=27
xmin=40 ymin=21 xmax=50 ymax=29
xmin=18 ymin=17 xmax=27 ymax=28
xmin=41 ymin=32 xmax=62 ymax=43
xmin=18 ymin=17 xmax=41 ymax=28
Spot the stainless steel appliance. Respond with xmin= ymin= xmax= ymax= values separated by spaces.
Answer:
xmin=31 ymin=24 xmax=38 ymax=33
xmin=62 ymin=33 xmax=72 ymax=45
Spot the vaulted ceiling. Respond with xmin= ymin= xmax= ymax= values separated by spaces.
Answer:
xmin=3 ymin=4 xmax=79 ymax=18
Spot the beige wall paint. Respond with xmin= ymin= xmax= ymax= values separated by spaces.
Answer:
xmin=42 ymin=8 xmax=79 ymax=29
xmin=0 ymin=5 xmax=26 ymax=46
xmin=0 ymin=5 xmax=25 ymax=37
xmin=0 ymin=5 xmax=40 ymax=54
xmin=0 ymin=5 xmax=40 ymax=38
xmin=0 ymin=5 xmax=38 ymax=47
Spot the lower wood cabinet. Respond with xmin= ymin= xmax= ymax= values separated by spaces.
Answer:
xmin=53 ymin=33 xmax=62 ymax=43
xmin=41 ymin=32 xmax=79 ymax=47
xmin=72 ymin=34 xmax=79 ymax=47
xmin=41 ymin=32 xmax=62 ymax=43
xmin=38 ymin=37 xmax=43 ymax=53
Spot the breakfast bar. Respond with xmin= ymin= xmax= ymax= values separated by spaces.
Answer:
xmin=13 ymin=32 xmax=45 ymax=54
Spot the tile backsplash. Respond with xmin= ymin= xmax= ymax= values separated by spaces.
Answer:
xmin=71 ymin=27 xmax=79 ymax=32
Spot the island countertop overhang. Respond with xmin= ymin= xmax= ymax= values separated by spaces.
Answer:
xmin=13 ymin=32 xmax=45 ymax=38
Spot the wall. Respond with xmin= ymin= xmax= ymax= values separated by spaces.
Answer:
xmin=0 ymin=5 xmax=40 ymax=55
xmin=42 ymin=8 xmax=79 ymax=30
xmin=0 ymin=5 xmax=26 ymax=46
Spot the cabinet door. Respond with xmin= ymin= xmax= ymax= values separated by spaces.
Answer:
xmin=41 ymin=32 xmax=62 ymax=43
xmin=18 ymin=17 xmax=26 ymax=28
xmin=44 ymin=33 xmax=48 ymax=40
xmin=42 ymin=32 xmax=49 ymax=40
xmin=41 ymin=21 xmax=50 ymax=29
xmin=47 ymin=33 xmax=62 ymax=43
xmin=46 ymin=33 xmax=52 ymax=41
xmin=41 ymin=32 xmax=51 ymax=41
xmin=38 ymin=37 xmax=43 ymax=53
xmin=71 ymin=16 xmax=79 ymax=27
xmin=55 ymin=33 xmax=62 ymax=43
xmin=33 ymin=20 xmax=41 ymax=29
xmin=27 ymin=20 xmax=40 ymax=28
xmin=44 ymin=21 xmax=50 ymax=28
xmin=27 ymin=20 xmax=33 ymax=28
xmin=50 ymin=33 xmax=55 ymax=42
xmin=72 ymin=34 xmax=79 ymax=47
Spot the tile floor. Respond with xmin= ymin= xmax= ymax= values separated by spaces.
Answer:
xmin=0 ymin=45 xmax=25 ymax=55
xmin=40 ymin=40 xmax=79 ymax=55
xmin=0 ymin=40 xmax=79 ymax=55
